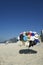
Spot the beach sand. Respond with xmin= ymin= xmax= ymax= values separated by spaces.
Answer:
xmin=0 ymin=41 xmax=43 ymax=65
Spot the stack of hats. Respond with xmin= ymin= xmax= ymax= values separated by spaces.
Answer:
xmin=19 ymin=31 xmax=40 ymax=43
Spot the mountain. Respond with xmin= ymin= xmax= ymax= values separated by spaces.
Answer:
xmin=4 ymin=37 xmax=18 ymax=43
xmin=9 ymin=37 xmax=18 ymax=43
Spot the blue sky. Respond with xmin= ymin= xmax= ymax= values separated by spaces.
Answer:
xmin=0 ymin=0 xmax=43 ymax=41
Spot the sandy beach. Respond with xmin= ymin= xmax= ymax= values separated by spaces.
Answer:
xmin=0 ymin=41 xmax=43 ymax=65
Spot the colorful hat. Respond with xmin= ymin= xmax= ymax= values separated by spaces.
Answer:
xmin=31 ymin=33 xmax=35 ymax=36
xmin=34 ymin=39 xmax=40 ymax=43
xmin=23 ymin=36 xmax=28 ymax=42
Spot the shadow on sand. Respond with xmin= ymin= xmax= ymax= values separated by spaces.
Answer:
xmin=19 ymin=49 xmax=37 ymax=54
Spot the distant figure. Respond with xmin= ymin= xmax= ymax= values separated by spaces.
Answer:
xmin=41 ymin=30 xmax=43 ymax=42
